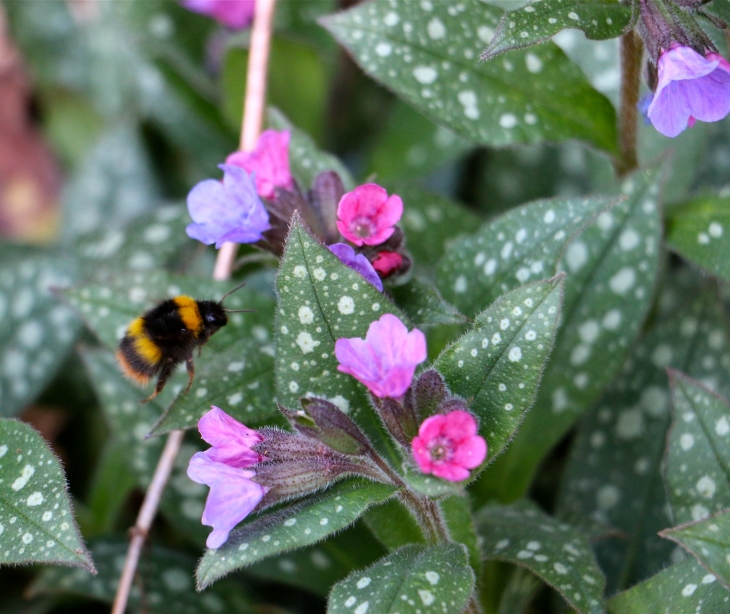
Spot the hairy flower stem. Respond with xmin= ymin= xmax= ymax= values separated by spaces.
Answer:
xmin=615 ymin=30 xmax=643 ymax=177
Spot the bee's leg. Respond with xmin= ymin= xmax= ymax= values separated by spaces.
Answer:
xmin=185 ymin=357 xmax=195 ymax=394
xmin=141 ymin=361 xmax=175 ymax=404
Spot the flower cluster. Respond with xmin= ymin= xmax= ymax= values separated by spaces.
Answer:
xmin=185 ymin=129 xmax=411 ymax=286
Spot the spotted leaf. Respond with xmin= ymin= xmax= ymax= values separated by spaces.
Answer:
xmin=0 ymin=419 xmax=94 ymax=571
xmin=481 ymin=0 xmax=631 ymax=61
xmin=321 ymin=0 xmax=618 ymax=153
xmin=390 ymin=277 xmax=467 ymax=328
xmin=666 ymin=195 xmax=730 ymax=284
xmin=268 ymin=107 xmax=355 ymax=190
xmin=29 ymin=540 xmax=253 ymax=613
xmin=665 ymin=371 xmax=730 ymax=525
xmin=0 ymin=247 xmax=81 ymax=417
xmin=476 ymin=501 xmax=605 ymax=614
xmin=556 ymin=283 xmax=730 ymax=593
xmin=437 ymin=195 xmax=615 ymax=316
xmin=433 ymin=276 xmax=563 ymax=468
xmin=275 ymin=215 xmax=406 ymax=453
xmin=78 ymin=348 xmax=208 ymax=545
xmin=196 ymin=479 xmax=396 ymax=589
xmin=484 ymin=163 xmax=663 ymax=500
xmin=661 ymin=510 xmax=730 ymax=590
xmin=607 ymin=558 xmax=727 ymax=614
xmin=327 ymin=543 xmax=474 ymax=614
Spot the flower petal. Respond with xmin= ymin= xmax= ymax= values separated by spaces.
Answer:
xmin=453 ymin=435 xmax=488 ymax=469
xmin=198 ymin=406 xmax=262 ymax=468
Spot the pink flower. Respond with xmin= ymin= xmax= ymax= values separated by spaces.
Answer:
xmin=180 ymin=0 xmax=255 ymax=30
xmin=371 ymin=251 xmax=403 ymax=277
xmin=648 ymin=45 xmax=730 ymax=138
xmin=334 ymin=314 xmax=426 ymax=399
xmin=226 ymin=130 xmax=294 ymax=199
xmin=187 ymin=406 xmax=268 ymax=549
xmin=411 ymin=410 xmax=487 ymax=482
xmin=336 ymin=184 xmax=403 ymax=247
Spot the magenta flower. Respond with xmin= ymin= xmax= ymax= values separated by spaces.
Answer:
xmin=648 ymin=45 xmax=730 ymax=138
xmin=180 ymin=0 xmax=255 ymax=30
xmin=411 ymin=410 xmax=487 ymax=482
xmin=329 ymin=243 xmax=383 ymax=292
xmin=187 ymin=406 xmax=268 ymax=549
xmin=226 ymin=130 xmax=294 ymax=200
xmin=186 ymin=164 xmax=270 ymax=248
xmin=336 ymin=184 xmax=403 ymax=247
xmin=335 ymin=314 xmax=426 ymax=399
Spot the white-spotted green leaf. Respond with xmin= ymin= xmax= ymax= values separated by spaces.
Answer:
xmin=327 ymin=543 xmax=474 ymax=614
xmin=482 ymin=0 xmax=631 ymax=61
xmin=73 ymin=206 xmax=190 ymax=277
xmin=197 ymin=479 xmax=397 ymax=589
xmin=390 ymin=277 xmax=467 ymax=328
xmin=441 ymin=495 xmax=481 ymax=572
xmin=268 ymin=107 xmax=355 ymax=190
xmin=666 ymin=195 xmax=730 ymax=283
xmin=29 ymin=540 xmax=253 ymax=613
xmin=556 ymin=284 xmax=730 ymax=593
xmin=396 ymin=185 xmax=480 ymax=269
xmin=0 ymin=247 xmax=81 ymax=417
xmin=275 ymin=216 xmax=406 ymax=453
xmin=433 ymin=277 xmax=563 ymax=467
xmin=437 ymin=195 xmax=615 ymax=316
xmin=483 ymin=163 xmax=663 ymax=501
xmin=321 ymin=0 xmax=619 ymax=153
xmin=665 ymin=371 xmax=730 ymax=524
xmin=363 ymin=498 xmax=425 ymax=550
xmin=0 ymin=419 xmax=94 ymax=571
xmin=476 ymin=501 xmax=605 ymax=614
xmin=607 ymin=558 xmax=727 ymax=614
xmin=78 ymin=348 xmax=209 ymax=545
xmin=661 ymin=510 xmax=730 ymax=590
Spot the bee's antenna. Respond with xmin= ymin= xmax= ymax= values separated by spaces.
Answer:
xmin=223 ymin=309 xmax=257 ymax=313
xmin=219 ymin=281 xmax=248 ymax=303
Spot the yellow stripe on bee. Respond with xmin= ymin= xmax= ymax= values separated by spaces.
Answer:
xmin=174 ymin=296 xmax=203 ymax=337
xmin=128 ymin=317 xmax=162 ymax=365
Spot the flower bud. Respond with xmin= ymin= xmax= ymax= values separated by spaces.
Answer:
xmin=405 ymin=369 xmax=448 ymax=419
xmin=308 ymin=171 xmax=345 ymax=244
xmin=376 ymin=396 xmax=420 ymax=448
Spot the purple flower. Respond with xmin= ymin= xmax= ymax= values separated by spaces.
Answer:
xmin=180 ymin=0 xmax=255 ymax=30
xmin=187 ymin=406 xmax=268 ymax=549
xmin=334 ymin=314 xmax=427 ymax=399
xmin=648 ymin=45 xmax=730 ymax=138
xmin=186 ymin=164 xmax=270 ymax=249
xmin=328 ymin=243 xmax=383 ymax=292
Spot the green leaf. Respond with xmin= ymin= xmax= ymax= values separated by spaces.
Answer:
xmin=78 ymin=348 xmax=209 ymax=545
xmin=476 ymin=501 xmax=605 ymax=614
xmin=29 ymin=540 xmax=253 ymax=613
xmin=0 ymin=419 xmax=94 ymax=571
xmin=327 ymin=543 xmax=474 ymax=614
xmin=437 ymin=195 xmax=615 ymax=317
xmin=433 ymin=277 xmax=563 ymax=467
xmin=441 ymin=495 xmax=481 ymax=572
xmin=481 ymin=164 xmax=663 ymax=500
xmin=321 ymin=0 xmax=619 ymax=153
xmin=390 ymin=277 xmax=467 ymax=328
xmin=197 ymin=479 xmax=396 ymax=589
xmin=275 ymin=216 xmax=406 ymax=450
xmin=661 ymin=510 xmax=730 ymax=590
xmin=363 ymin=498 xmax=425 ymax=550
xmin=0 ymin=247 xmax=81 ymax=417
xmin=396 ymin=185 xmax=481 ymax=269
xmin=665 ymin=371 xmax=730 ymax=524
xmin=556 ymin=283 xmax=730 ymax=592
xmin=267 ymin=107 xmax=355 ymax=190
xmin=482 ymin=0 xmax=631 ymax=61
xmin=607 ymin=558 xmax=728 ymax=614
xmin=666 ymin=195 xmax=730 ymax=283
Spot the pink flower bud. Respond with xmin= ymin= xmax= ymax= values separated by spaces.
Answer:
xmin=335 ymin=314 xmax=426 ymax=399
xmin=336 ymin=184 xmax=403 ymax=247
xmin=411 ymin=410 xmax=487 ymax=482
xmin=226 ymin=130 xmax=294 ymax=199
xmin=371 ymin=251 xmax=404 ymax=277
xmin=180 ymin=0 xmax=255 ymax=30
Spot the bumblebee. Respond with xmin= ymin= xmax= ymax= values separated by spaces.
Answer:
xmin=116 ymin=283 xmax=251 ymax=403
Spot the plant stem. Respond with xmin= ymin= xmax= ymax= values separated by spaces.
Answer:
xmin=615 ymin=30 xmax=642 ymax=177
xmin=111 ymin=429 xmax=184 ymax=614
xmin=214 ymin=0 xmax=278 ymax=282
